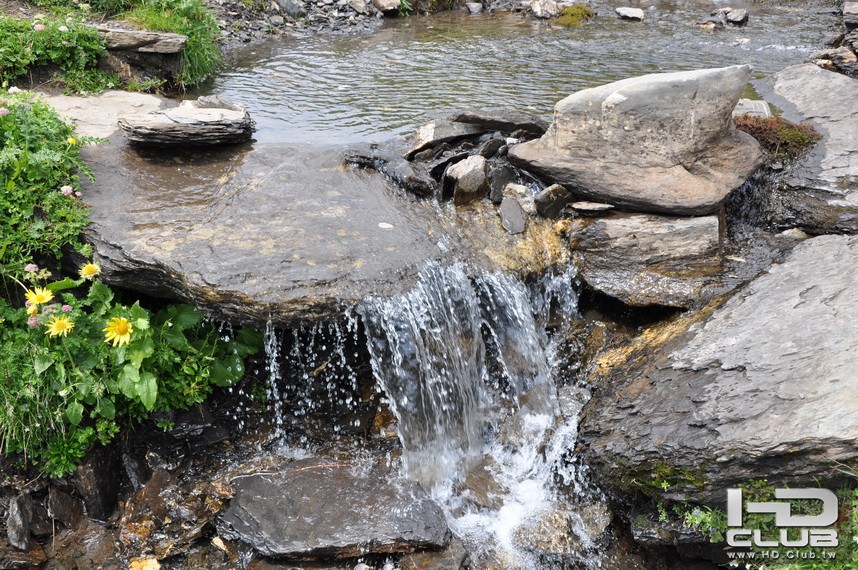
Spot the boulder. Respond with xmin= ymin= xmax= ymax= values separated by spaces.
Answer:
xmin=399 ymin=538 xmax=469 ymax=569
xmin=6 ymin=494 xmax=32 ymax=551
xmin=531 ymin=0 xmax=560 ymax=18
xmin=845 ymin=1 xmax=858 ymax=30
xmin=118 ymin=96 xmax=254 ymax=146
xmin=809 ymin=47 xmax=858 ymax=75
xmin=219 ymin=459 xmax=451 ymax=558
xmin=349 ymin=0 xmax=370 ymax=14
xmin=276 ymin=0 xmax=306 ymax=17
xmin=570 ymin=214 xmax=721 ymax=307
xmin=97 ymin=27 xmax=187 ymax=53
xmin=755 ymin=64 xmax=858 ymax=233
xmin=76 ymin=445 xmax=123 ymax=521
xmin=373 ymin=0 xmax=402 ymax=14
xmin=504 ymin=183 xmax=537 ymax=215
xmin=508 ymin=65 xmax=762 ymax=215
xmin=580 ymin=235 xmax=858 ymax=503
xmin=404 ymin=120 xmax=482 ymax=159
xmin=615 ymin=7 xmax=644 ymax=20
xmin=466 ymin=1 xmax=483 ymax=14
xmin=499 ymin=196 xmax=527 ymax=234
xmin=732 ymin=98 xmax=771 ymax=118
xmin=444 ymin=155 xmax=489 ymax=205
xmin=451 ymin=108 xmax=548 ymax=136
xmin=725 ymin=8 xmax=747 ymax=25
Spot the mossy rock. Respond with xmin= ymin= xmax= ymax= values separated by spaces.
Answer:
xmin=554 ymin=4 xmax=595 ymax=27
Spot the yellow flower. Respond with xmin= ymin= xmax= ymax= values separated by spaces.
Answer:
xmin=26 ymin=304 xmax=38 ymax=317
xmin=79 ymin=262 xmax=101 ymax=280
xmin=67 ymin=137 xmax=77 ymax=145
xmin=103 ymin=317 xmax=133 ymax=347
xmin=45 ymin=315 xmax=74 ymax=338
xmin=24 ymin=287 xmax=54 ymax=305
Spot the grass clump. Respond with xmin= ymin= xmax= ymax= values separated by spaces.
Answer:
xmin=122 ymin=0 xmax=221 ymax=86
xmin=0 ymin=15 xmax=107 ymax=90
xmin=555 ymin=4 xmax=595 ymax=27
xmin=734 ymin=114 xmax=822 ymax=161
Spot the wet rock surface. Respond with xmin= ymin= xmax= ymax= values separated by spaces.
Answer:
xmin=508 ymin=65 xmax=762 ymax=215
xmin=219 ymin=458 xmax=451 ymax=559
xmin=754 ymin=64 xmax=858 ymax=234
xmin=581 ymin=235 xmax=858 ymax=503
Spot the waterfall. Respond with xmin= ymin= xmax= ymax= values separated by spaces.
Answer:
xmin=360 ymin=262 xmax=595 ymax=567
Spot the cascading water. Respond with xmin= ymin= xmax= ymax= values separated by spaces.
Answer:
xmin=359 ymin=262 xmax=600 ymax=567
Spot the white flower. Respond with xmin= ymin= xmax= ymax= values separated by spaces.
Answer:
xmin=8 ymin=86 xmax=22 ymax=94
xmin=58 ymin=25 xmax=69 ymax=32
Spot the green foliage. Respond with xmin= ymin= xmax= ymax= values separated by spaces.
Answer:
xmin=53 ymin=69 xmax=123 ymax=95
xmin=0 ymin=15 xmax=106 ymax=88
xmin=0 ymin=269 xmax=263 ymax=477
xmin=734 ymin=115 xmax=822 ymax=161
xmin=0 ymin=92 xmax=95 ymax=286
xmin=122 ymin=0 xmax=221 ymax=86
xmin=555 ymin=4 xmax=595 ymax=27
xmin=399 ymin=0 xmax=412 ymax=17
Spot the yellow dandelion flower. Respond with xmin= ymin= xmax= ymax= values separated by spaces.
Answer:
xmin=79 ymin=262 xmax=101 ymax=280
xmin=45 ymin=315 xmax=74 ymax=338
xmin=24 ymin=287 xmax=54 ymax=305
xmin=26 ymin=304 xmax=38 ymax=317
xmin=67 ymin=137 xmax=77 ymax=145
xmin=103 ymin=317 xmax=133 ymax=347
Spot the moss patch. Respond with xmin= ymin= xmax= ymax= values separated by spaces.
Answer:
xmin=554 ymin=4 xmax=595 ymax=27
xmin=734 ymin=115 xmax=822 ymax=161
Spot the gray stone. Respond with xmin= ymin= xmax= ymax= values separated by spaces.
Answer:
xmin=504 ymin=183 xmax=537 ymax=215
xmin=399 ymin=538 xmax=469 ymax=569
xmin=570 ymin=201 xmax=614 ymax=215
xmin=499 ymin=196 xmax=527 ymax=234
xmin=580 ymin=235 xmax=858 ymax=503
xmin=534 ymin=183 xmax=572 ymax=218
xmin=508 ymin=66 xmax=762 ymax=215
xmin=76 ymin=445 xmax=122 ymax=521
xmin=6 ymin=494 xmax=32 ymax=551
xmin=732 ymin=98 xmax=771 ymax=118
xmin=488 ymin=164 xmax=518 ymax=203
xmin=725 ymin=8 xmax=747 ymax=25
xmin=452 ymin=108 xmax=548 ymax=136
xmin=615 ymin=7 xmax=644 ymax=20
xmin=845 ymin=1 xmax=858 ymax=30
xmin=445 ymin=154 xmax=489 ymax=205
xmin=276 ymin=0 xmax=306 ymax=17
xmin=531 ymin=0 xmax=559 ymax=19
xmin=476 ymin=137 xmax=506 ymax=158
xmin=219 ymin=459 xmax=451 ymax=558
xmin=756 ymin=64 xmax=858 ymax=233
xmin=696 ymin=18 xmax=724 ymax=30
xmin=269 ymin=14 xmax=285 ymax=25
xmin=570 ymin=214 xmax=721 ymax=307
xmin=466 ymin=1 xmax=482 ymax=14
xmin=118 ymin=96 xmax=255 ymax=146
xmin=349 ymin=0 xmax=369 ymax=13
xmin=97 ymin=27 xmax=187 ymax=53
xmin=404 ymin=120 xmax=482 ymax=159
xmin=48 ymin=487 xmax=84 ymax=529
xmin=372 ymin=0 xmax=401 ymax=14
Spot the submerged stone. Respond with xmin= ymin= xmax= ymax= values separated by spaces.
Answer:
xmin=451 ymin=108 xmax=548 ymax=136
xmin=219 ymin=459 xmax=450 ymax=559
xmin=580 ymin=235 xmax=858 ymax=502
xmin=508 ymin=65 xmax=762 ymax=215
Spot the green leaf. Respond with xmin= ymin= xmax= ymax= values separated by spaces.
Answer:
xmin=136 ymin=372 xmax=158 ymax=411
xmin=169 ymin=304 xmax=204 ymax=331
xmin=210 ymin=355 xmax=244 ymax=387
xmin=128 ymin=342 xmax=154 ymax=368
xmin=121 ymin=363 xmax=140 ymax=385
xmin=129 ymin=302 xmax=150 ymax=331
xmin=95 ymin=398 xmax=115 ymax=420
xmin=234 ymin=328 xmax=264 ymax=356
xmin=86 ymin=280 xmax=113 ymax=316
xmin=46 ymin=277 xmax=84 ymax=293
xmin=66 ymin=401 xmax=84 ymax=426
xmin=34 ymin=353 xmax=54 ymax=375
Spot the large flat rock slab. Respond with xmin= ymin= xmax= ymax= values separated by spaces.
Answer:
xmin=218 ymin=459 xmax=450 ymax=559
xmin=508 ymin=66 xmax=762 ymax=215
xmin=757 ymin=64 xmax=858 ymax=234
xmin=580 ymin=235 xmax=858 ymax=502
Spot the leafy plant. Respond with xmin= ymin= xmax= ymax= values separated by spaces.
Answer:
xmin=0 ymin=15 xmax=107 ymax=89
xmin=0 ymin=91 xmax=95 ymax=290
xmin=399 ymin=0 xmax=412 ymax=17
xmin=0 ymin=265 xmax=263 ymax=477
xmin=734 ymin=115 xmax=822 ymax=161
